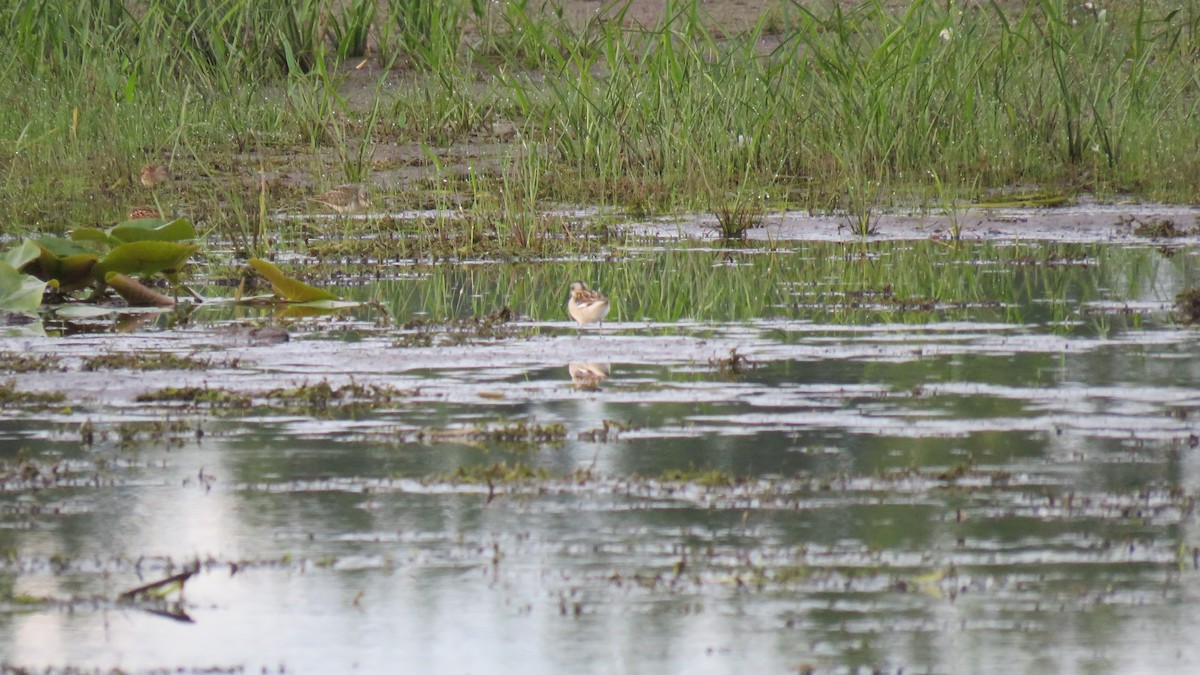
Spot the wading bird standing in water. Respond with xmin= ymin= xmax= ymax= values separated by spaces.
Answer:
xmin=567 ymin=281 xmax=610 ymax=327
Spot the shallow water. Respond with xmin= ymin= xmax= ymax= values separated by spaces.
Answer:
xmin=2 ymin=239 xmax=1199 ymax=673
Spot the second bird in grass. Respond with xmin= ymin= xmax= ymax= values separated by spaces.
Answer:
xmin=140 ymin=164 xmax=170 ymax=188
xmin=128 ymin=206 xmax=164 ymax=220
xmin=568 ymin=281 xmax=610 ymax=326
xmin=311 ymin=184 xmax=371 ymax=215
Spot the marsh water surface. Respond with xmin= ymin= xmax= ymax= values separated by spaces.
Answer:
xmin=2 ymin=232 xmax=1200 ymax=673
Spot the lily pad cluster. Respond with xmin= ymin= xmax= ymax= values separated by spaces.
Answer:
xmin=2 ymin=219 xmax=354 ymax=334
xmin=1 ymin=217 xmax=199 ymax=311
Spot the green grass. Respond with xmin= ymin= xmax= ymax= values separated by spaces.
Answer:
xmin=336 ymin=240 xmax=1168 ymax=328
xmin=2 ymin=0 xmax=1200 ymax=248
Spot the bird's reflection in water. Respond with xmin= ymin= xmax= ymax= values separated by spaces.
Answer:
xmin=568 ymin=362 xmax=611 ymax=388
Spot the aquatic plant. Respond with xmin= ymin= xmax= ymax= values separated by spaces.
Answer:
xmin=1176 ymin=288 xmax=1200 ymax=324
xmin=0 ymin=241 xmax=49 ymax=312
xmin=247 ymin=258 xmax=338 ymax=303
xmin=3 ymin=219 xmax=199 ymax=304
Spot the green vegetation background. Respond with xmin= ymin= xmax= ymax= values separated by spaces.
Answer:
xmin=2 ymin=0 xmax=1199 ymax=241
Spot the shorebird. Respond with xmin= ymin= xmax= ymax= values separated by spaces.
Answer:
xmin=140 ymin=164 xmax=170 ymax=188
xmin=311 ymin=185 xmax=370 ymax=215
xmin=567 ymin=281 xmax=611 ymax=327
xmin=128 ymin=206 xmax=163 ymax=220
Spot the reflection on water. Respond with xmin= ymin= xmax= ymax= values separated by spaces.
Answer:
xmin=568 ymin=362 xmax=610 ymax=386
xmin=1 ymin=241 xmax=1199 ymax=673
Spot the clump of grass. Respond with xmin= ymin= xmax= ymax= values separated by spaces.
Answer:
xmin=1 ymin=458 xmax=63 ymax=487
xmin=1176 ymin=288 xmax=1200 ymax=325
xmin=843 ymin=179 xmax=883 ymax=237
xmin=936 ymin=461 xmax=974 ymax=482
xmin=397 ymin=306 xmax=519 ymax=346
xmin=656 ymin=467 xmax=737 ymax=488
xmin=81 ymin=351 xmax=214 ymax=372
xmin=709 ymin=348 xmax=756 ymax=377
xmin=331 ymin=91 xmax=382 ymax=184
xmin=135 ymin=381 xmax=414 ymax=415
xmin=136 ymin=386 xmax=252 ymax=407
xmin=308 ymin=209 xmax=610 ymax=263
xmin=0 ymin=353 xmax=64 ymax=373
xmin=416 ymin=421 xmax=567 ymax=445
xmin=444 ymin=461 xmax=550 ymax=484
xmin=928 ymin=170 xmax=974 ymax=242
xmin=0 ymin=380 xmax=66 ymax=406
xmin=1123 ymin=216 xmax=1196 ymax=239
xmin=713 ymin=201 xmax=763 ymax=240
xmin=261 ymin=381 xmax=413 ymax=411
xmin=276 ymin=0 xmax=328 ymax=75
xmin=382 ymin=0 xmax=473 ymax=70
xmin=74 ymin=419 xmax=198 ymax=449
xmin=840 ymin=287 xmax=940 ymax=312
xmin=328 ymin=0 xmax=376 ymax=60
xmin=577 ymin=419 xmax=637 ymax=443
xmin=440 ymin=460 xmax=551 ymax=502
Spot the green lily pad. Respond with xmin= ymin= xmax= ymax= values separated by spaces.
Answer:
xmin=277 ymin=300 xmax=361 ymax=319
xmin=71 ymin=228 xmax=119 ymax=245
xmin=974 ymin=191 xmax=1072 ymax=208
xmin=1 ymin=239 xmax=41 ymax=269
xmin=58 ymin=254 xmax=101 ymax=290
xmin=53 ymin=305 xmax=121 ymax=319
xmin=0 ymin=320 xmax=46 ymax=338
xmin=36 ymin=236 xmax=101 ymax=258
xmin=26 ymin=238 xmax=101 ymax=290
xmin=110 ymin=218 xmax=196 ymax=244
xmin=94 ymin=241 xmax=198 ymax=281
xmin=248 ymin=258 xmax=338 ymax=303
xmin=299 ymin=299 xmax=362 ymax=309
xmin=0 ymin=262 xmax=48 ymax=312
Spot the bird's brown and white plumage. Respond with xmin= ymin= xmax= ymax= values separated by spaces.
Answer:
xmin=567 ymin=281 xmax=610 ymax=326
xmin=128 ymin=206 xmax=163 ymax=220
xmin=140 ymin=164 xmax=170 ymax=188
xmin=311 ymin=185 xmax=370 ymax=214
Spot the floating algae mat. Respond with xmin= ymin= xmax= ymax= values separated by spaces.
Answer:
xmin=2 ymin=240 xmax=1200 ymax=673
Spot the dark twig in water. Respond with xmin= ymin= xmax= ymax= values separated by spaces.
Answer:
xmin=118 ymin=565 xmax=198 ymax=602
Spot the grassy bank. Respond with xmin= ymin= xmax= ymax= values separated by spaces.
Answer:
xmin=2 ymin=0 xmax=1199 ymax=247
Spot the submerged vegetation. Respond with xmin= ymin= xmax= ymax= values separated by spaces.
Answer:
xmin=0 ymin=379 xmax=66 ymax=406
xmin=1 ymin=0 xmax=1199 ymax=251
xmin=81 ymin=351 xmax=215 ymax=371
xmin=135 ymin=380 xmax=415 ymax=416
xmin=0 ymin=352 xmax=63 ymax=373
xmin=1177 ymin=287 xmax=1200 ymax=324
